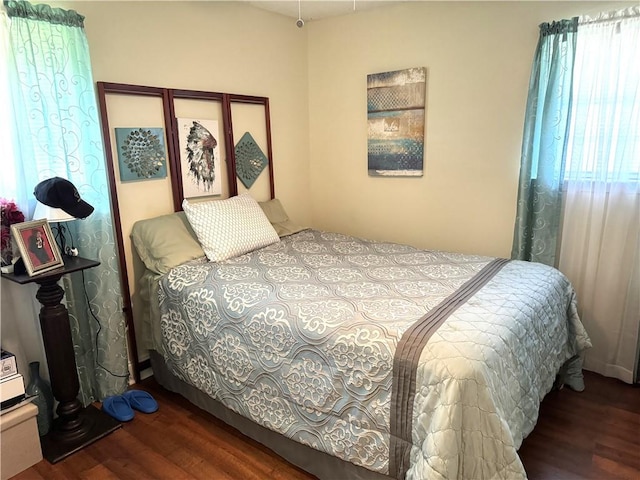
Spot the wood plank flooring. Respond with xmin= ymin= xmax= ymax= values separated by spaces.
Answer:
xmin=518 ymin=371 xmax=640 ymax=480
xmin=12 ymin=371 xmax=639 ymax=480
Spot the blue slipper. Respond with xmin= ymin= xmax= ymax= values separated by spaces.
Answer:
xmin=102 ymin=395 xmax=134 ymax=422
xmin=123 ymin=390 xmax=158 ymax=414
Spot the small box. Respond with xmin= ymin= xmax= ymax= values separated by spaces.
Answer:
xmin=0 ymin=403 xmax=42 ymax=479
xmin=0 ymin=373 xmax=25 ymax=410
xmin=0 ymin=350 xmax=18 ymax=379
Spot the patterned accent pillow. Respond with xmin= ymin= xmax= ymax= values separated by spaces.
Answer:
xmin=182 ymin=194 xmax=279 ymax=262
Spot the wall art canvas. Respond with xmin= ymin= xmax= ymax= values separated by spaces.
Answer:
xmin=367 ymin=67 xmax=426 ymax=176
xmin=235 ymin=132 xmax=268 ymax=189
xmin=177 ymin=118 xmax=222 ymax=198
xmin=115 ymin=127 xmax=167 ymax=182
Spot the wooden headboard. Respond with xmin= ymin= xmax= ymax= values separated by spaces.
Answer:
xmin=97 ymin=81 xmax=275 ymax=380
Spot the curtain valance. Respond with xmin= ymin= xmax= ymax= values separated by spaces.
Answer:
xmin=5 ymin=0 xmax=84 ymax=27
xmin=539 ymin=18 xmax=578 ymax=37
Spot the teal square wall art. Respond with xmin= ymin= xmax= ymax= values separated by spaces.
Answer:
xmin=115 ymin=127 xmax=167 ymax=182
xmin=235 ymin=132 xmax=268 ymax=189
xmin=367 ymin=67 xmax=427 ymax=177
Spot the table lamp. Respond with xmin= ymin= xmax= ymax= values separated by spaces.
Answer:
xmin=33 ymin=177 xmax=94 ymax=257
xmin=32 ymin=201 xmax=77 ymax=256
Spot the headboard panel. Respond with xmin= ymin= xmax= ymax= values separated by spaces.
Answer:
xmin=97 ymin=81 xmax=275 ymax=380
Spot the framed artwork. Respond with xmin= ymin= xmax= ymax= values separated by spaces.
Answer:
xmin=177 ymin=118 xmax=222 ymax=198
xmin=367 ymin=67 xmax=427 ymax=177
xmin=235 ymin=132 xmax=268 ymax=189
xmin=115 ymin=128 xmax=167 ymax=182
xmin=11 ymin=220 xmax=63 ymax=276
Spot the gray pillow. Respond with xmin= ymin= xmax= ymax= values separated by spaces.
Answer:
xmin=130 ymin=211 xmax=205 ymax=274
xmin=258 ymin=198 xmax=306 ymax=237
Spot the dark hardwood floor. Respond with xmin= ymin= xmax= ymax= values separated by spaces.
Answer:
xmin=518 ymin=371 xmax=640 ymax=480
xmin=13 ymin=371 xmax=639 ymax=480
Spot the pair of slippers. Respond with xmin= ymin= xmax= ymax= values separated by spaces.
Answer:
xmin=102 ymin=389 xmax=158 ymax=422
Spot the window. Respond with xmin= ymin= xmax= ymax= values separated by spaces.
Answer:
xmin=564 ymin=14 xmax=640 ymax=183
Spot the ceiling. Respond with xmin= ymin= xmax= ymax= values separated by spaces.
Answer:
xmin=246 ymin=0 xmax=402 ymax=22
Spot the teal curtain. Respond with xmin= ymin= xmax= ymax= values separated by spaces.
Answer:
xmin=511 ymin=19 xmax=578 ymax=266
xmin=6 ymin=1 xmax=129 ymax=402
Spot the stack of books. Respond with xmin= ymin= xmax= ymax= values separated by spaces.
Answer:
xmin=1 ymin=349 xmax=31 ymax=414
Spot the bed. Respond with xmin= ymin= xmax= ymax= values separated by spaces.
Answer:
xmin=131 ymin=194 xmax=590 ymax=480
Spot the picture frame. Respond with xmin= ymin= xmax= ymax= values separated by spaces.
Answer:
xmin=11 ymin=220 xmax=64 ymax=276
xmin=115 ymin=127 xmax=168 ymax=182
xmin=176 ymin=117 xmax=222 ymax=198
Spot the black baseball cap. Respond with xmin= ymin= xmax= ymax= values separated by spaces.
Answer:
xmin=34 ymin=177 xmax=94 ymax=219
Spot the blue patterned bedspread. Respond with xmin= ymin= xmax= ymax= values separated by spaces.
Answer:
xmin=157 ymin=230 xmax=590 ymax=479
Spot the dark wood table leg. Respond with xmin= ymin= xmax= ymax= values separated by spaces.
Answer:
xmin=34 ymin=275 xmax=121 ymax=463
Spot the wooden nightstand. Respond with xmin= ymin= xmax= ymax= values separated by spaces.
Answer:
xmin=2 ymin=256 xmax=121 ymax=463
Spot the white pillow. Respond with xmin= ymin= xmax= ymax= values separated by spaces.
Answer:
xmin=182 ymin=194 xmax=279 ymax=262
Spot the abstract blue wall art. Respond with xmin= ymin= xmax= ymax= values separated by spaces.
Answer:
xmin=367 ymin=67 xmax=427 ymax=177
xmin=115 ymin=127 xmax=167 ymax=182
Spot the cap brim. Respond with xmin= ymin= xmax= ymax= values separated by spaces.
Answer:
xmin=64 ymin=200 xmax=94 ymax=219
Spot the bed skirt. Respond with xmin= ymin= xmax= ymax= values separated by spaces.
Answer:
xmin=149 ymin=350 xmax=394 ymax=480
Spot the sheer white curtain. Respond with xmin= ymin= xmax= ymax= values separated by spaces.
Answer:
xmin=559 ymin=7 xmax=640 ymax=384
xmin=4 ymin=1 xmax=130 ymax=400
xmin=0 ymin=11 xmax=20 ymax=203
xmin=0 ymin=8 xmax=49 ymax=382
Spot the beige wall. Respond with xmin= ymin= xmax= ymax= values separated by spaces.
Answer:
xmin=45 ymin=0 xmax=632 ymax=363
xmin=64 ymin=0 xmax=631 ymax=261
xmin=51 ymin=0 xmax=312 ymax=362
xmin=306 ymin=1 xmax=631 ymax=257
xmin=63 ymin=0 xmax=312 ymax=223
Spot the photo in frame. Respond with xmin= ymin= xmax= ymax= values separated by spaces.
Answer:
xmin=11 ymin=219 xmax=64 ymax=276
xmin=176 ymin=118 xmax=222 ymax=198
